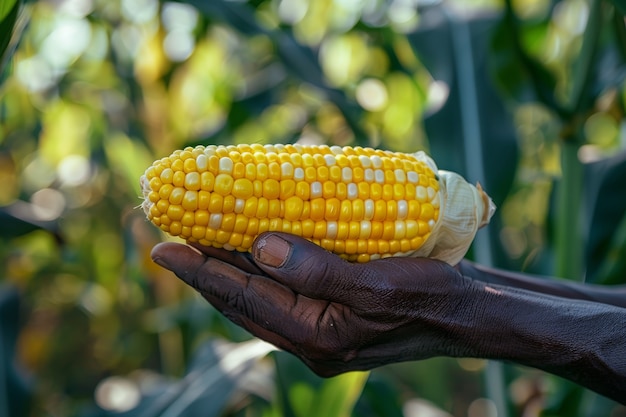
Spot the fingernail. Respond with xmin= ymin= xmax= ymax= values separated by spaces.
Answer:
xmin=152 ymin=256 xmax=170 ymax=269
xmin=254 ymin=234 xmax=291 ymax=268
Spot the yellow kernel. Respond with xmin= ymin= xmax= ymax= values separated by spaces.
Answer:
xmin=405 ymin=220 xmax=418 ymax=238
xmin=233 ymin=162 xmax=245 ymax=179
xmin=169 ymin=187 xmax=185 ymax=205
xmin=232 ymin=178 xmax=254 ymax=199
xmin=367 ymin=240 xmax=378 ymax=254
xmin=378 ymin=240 xmax=389 ymax=254
xmin=256 ymin=198 xmax=269 ymax=218
xmin=148 ymin=191 xmax=159 ymax=203
xmin=418 ymin=220 xmax=429 ymax=236
xmin=386 ymin=201 xmax=397 ymax=220
xmin=243 ymin=197 xmax=258 ymax=217
xmin=200 ymin=172 xmax=215 ymax=191
xmin=149 ymin=204 xmax=160 ymax=219
xmin=195 ymin=210 xmax=209 ymax=226
xmin=170 ymin=221 xmax=183 ymax=236
xmin=301 ymin=219 xmax=315 ymax=237
xmin=336 ymin=183 xmax=347 ymax=200
xmin=357 ymin=183 xmax=369 ymax=200
xmin=205 ymin=228 xmax=216 ymax=242
xmin=420 ymin=203 xmax=434 ymax=220
xmin=382 ymin=184 xmax=393 ymax=200
xmin=160 ymin=168 xmax=174 ymax=184
xmin=280 ymin=180 xmax=296 ymax=199
xmin=295 ymin=182 xmax=310 ymax=200
xmin=156 ymin=199 xmax=169 ymax=214
xmin=160 ymin=214 xmax=171 ymax=226
xmin=339 ymin=200 xmax=352 ymax=222
xmin=382 ymin=221 xmax=395 ymax=240
xmin=352 ymin=200 xmax=364 ymax=221
xmin=167 ymin=205 xmax=184 ymax=221
xmin=221 ymin=213 xmax=236 ymax=232
xmin=322 ymin=181 xmax=335 ymax=198
xmin=408 ymin=200 xmax=420 ymax=218
xmin=373 ymin=200 xmax=387 ymax=221
xmin=305 ymin=166 xmax=316 ymax=182
xmin=269 ymin=218 xmax=282 ymax=231
xmin=173 ymin=171 xmax=186 ymax=187
xmin=263 ymin=179 xmax=280 ymax=199
xmin=268 ymin=162 xmax=281 ymax=179
xmin=214 ymin=174 xmax=234 ymax=196
xmin=268 ymin=200 xmax=281 ymax=218
xmin=257 ymin=163 xmax=268 ymax=180
xmin=191 ymin=225 xmax=205 ymax=240
xmin=246 ymin=218 xmax=259 ymax=235
xmin=285 ymin=196 xmax=304 ymax=221
xmin=325 ymin=198 xmax=340 ymax=220
xmin=159 ymin=184 xmax=174 ymax=200
xmin=198 ymin=191 xmax=210 ymax=210
xmin=216 ymin=230 xmax=230 ymax=244
xmin=370 ymin=183 xmax=382 ymax=200
xmin=182 ymin=211 xmax=195 ymax=227
xmin=208 ymin=194 xmax=223 ymax=213
xmin=313 ymin=221 xmax=327 ymax=239
xmin=182 ymin=191 xmax=198 ymax=211
xmin=310 ymin=198 xmax=325 ymax=221
xmin=171 ymin=159 xmax=184 ymax=172
xmin=321 ymin=239 xmax=335 ymax=251
xmin=234 ymin=214 xmax=248 ymax=234
xmin=337 ymin=222 xmax=349 ymax=240
xmin=229 ymin=233 xmax=244 ymax=248
xmin=329 ymin=165 xmax=341 ymax=182
xmin=223 ymin=195 xmax=235 ymax=213
xmin=245 ymin=163 xmax=256 ymax=179
xmin=149 ymin=176 xmax=162 ymax=192
xmin=345 ymin=240 xmax=357 ymax=254
xmin=281 ymin=219 xmax=292 ymax=234
xmin=183 ymin=158 xmax=197 ymax=173
xmin=317 ymin=166 xmax=329 ymax=181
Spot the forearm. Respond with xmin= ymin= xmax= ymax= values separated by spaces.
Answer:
xmin=460 ymin=280 xmax=626 ymax=403
xmin=460 ymin=261 xmax=626 ymax=308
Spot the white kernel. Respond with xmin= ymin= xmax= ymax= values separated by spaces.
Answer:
xmin=330 ymin=145 xmax=343 ymax=155
xmin=428 ymin=219 xmax=436 ymax=230
xmin=394 ymin=169 xmax=406 ymax=183
xmin=196 ymin=154 xmax=208 ymax=171
xmin=223 ymin=243 xmax=235 ymax=251
xmin=294 ymin=167 xmax=305 ymax=181
xmin=209 ymin=213 xmax=222 ymax=229
xmin=359 ymin=220 xmax=371 ymax=239
xmin=427 ymin=187 xmax=436 ymax=200
xmin=397 ymin=200 xmax=408 ymax=219
xmin=358 ymin=155 xmax=371 ymax=168
xmin=324 ymin=154 xmax=336 ymax=166
xmin=234 ymin=199 xmax=245 ymax=213
xmin=364 ymin=199 xmax=374 ymax=220
xmin=407 ymin=171 xmax=419 ymax=183
xmin=364 ymin=169 xmax=374 ymax=183
xmin=370 ymin=254 xmax=381 ymax=260
xmin=281 ymin=162 xmax=294 ymax=178
xmin=374 ymin=169 xmax=385 ymax=184
xmin=432 ymin=193 xmax=440 ymax=208
xmin=219 ymin=157 xmax=233 ymax=174
xmin=311 ymin=181 xmax=323 ymax=198
xmin=341 ymin=167 xmax=353 ymax=182
xmin=371 ymin=155 xmax=382 ymax=168
xmin=416 ymin=185 xmax=428 ymax=202
xmin=395 ymin=221 xmax=406 ymax=239
xmin=327 ymin=221 xmax=338 ymax=239
xmin=264 ymin=144 xmax=276 ymax=152
xmin=347 ymin=183 xmax=358 ymax=200
xmin=274 ymin=144 xmax=285 ymax=152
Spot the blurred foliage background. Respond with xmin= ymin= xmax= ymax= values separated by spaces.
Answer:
xmin=1 ymin=0 xmax=625 ymax=416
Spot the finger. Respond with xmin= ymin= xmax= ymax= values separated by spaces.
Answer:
xmin=151 ymin=242 xmax=322 ymax=354
xmin=251 ymin=232 xmax=375 ymax=304
xmin=187 ymin=241 xmax=264 ymax=275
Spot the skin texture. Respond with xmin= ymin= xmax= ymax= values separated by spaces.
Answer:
xmin=151 ymin=232 xmax=626 ymax=404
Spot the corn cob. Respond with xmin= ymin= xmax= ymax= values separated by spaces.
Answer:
xmin=140 ymin=144 xmax=495 ymax=265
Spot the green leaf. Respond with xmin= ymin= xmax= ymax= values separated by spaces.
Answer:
xmin=611 ymin=0 xmax=626 ymax=15
xmin=311 ymin=372 xmax=369 ymax=417
xmin=0 ymin=0 xmax=22 ymax=76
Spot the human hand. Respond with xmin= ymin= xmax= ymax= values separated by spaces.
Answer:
xmin=150 ymin=232 xmax=479 ymax=376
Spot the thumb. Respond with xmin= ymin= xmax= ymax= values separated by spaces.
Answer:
xmin=251 ymin=232 xmax=362 ymax=303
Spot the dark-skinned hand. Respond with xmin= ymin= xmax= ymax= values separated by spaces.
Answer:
xmin=151 ymin=232 xmax=626 ymax=404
